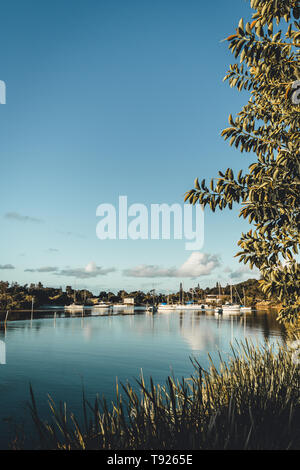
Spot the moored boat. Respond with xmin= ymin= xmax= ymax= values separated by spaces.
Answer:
xmin=240 ymin=306 xmax=252 ymax=312
xmin=157 ymin=303 xmax=177 ymax=311
xmin=64 ymin=288 xmax=85 ymax=313
xmin=146 ymin=305 xmax=158 ymax=313
xmin=64 ymin=303 xmax=84 ymax=313
xmin=93 ymin=302 xmax=113 ymax=309
xmin=240 ymin=289 xmax=252 ymax=312
xmin=220 ymin=303 xmax=241 ymax=315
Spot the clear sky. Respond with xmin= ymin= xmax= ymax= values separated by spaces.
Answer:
xmin=0 ymin=0 xmax=260 ymax=294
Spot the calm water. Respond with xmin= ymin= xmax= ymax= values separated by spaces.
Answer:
xmin=0 ymin=308 xmax=286 ymax=448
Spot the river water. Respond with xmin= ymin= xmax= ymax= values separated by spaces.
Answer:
xmin=0 ymin=308 xmax=286 ymax=448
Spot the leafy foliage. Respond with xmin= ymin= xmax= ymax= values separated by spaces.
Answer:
xmin=185 ymin=0 xmax=300 ymax=323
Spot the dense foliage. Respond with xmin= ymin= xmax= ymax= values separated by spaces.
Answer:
xmin=185 ymin=0 xmax=300 ymax=323
xmin=0 ymin=278 xmax=273 ymax=312
xmin=0 ymin=281 xmax=92 ymax=310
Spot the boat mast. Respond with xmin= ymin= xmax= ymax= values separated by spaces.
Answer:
xmin=233 ymin=285 xmax=242 ymax=304
xmin=179 ymin=282 xmax=183 ymax=305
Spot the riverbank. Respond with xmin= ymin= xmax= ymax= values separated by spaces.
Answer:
xmin=255 ymin=301 xmax=282 ymax=311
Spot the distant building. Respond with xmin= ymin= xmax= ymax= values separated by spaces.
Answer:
xmin=123 ymin=297 xmax=135 ymax=305
xmin=205 ymin=294 xmax=226 ymax=304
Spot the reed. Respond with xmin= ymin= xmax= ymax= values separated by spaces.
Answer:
xmin=17 ymin=340 xmax=300 ymax=450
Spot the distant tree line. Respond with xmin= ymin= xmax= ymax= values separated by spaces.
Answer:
xmin=0 ymin=278 xmax=275 ymax=310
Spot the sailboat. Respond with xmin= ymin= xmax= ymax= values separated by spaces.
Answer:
xmin=157 ymin=285 xmax=202 ymax=311
xmin=240 ymin=288 xmax=252 ymax=312
xmin=147 ymin=289 xmax=158 ymax=313
xmin=218 ymin=285 xmax=241 ymax=315
xmin=214 ymin=282 xmax=223 ymax=314
xmin=64 ymin=289 xmax=84 ymax=313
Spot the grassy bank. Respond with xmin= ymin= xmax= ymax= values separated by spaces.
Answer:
xmin=13 ymin=341 xmax=300 ymax=450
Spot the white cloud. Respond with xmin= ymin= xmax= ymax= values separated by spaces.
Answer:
xmin=123 ymin=252 xmax=221 ymax=279
xmin=25 ymin=266 xmax=58 ymax=273
xmin=123 ymin=265 xmax=175 ymax=278
xmin=177 ymin=252 xmax=220 ymax=277
xmin=0 ymin=264 xmax=15 ymax=270
xmin=228 ymin=266 xmax=259 ymax=280
xmin=24 ymin=262 xmax=115 ymax=279
xmin=4 ymin=212 xmax=43 ymax=224
xmin=58 ymin=263 xmax=115 ymax=279
xmin=85 ymin=261 xmax=97 ymax=273
xmin=38 ymin=266 xmax=58 ymax=273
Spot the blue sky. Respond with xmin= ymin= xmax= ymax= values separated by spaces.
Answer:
xmin=0 ymin=0 xmax=260 ymax=294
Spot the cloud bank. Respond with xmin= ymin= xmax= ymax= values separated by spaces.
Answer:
xmin=123 ymin=253 xmax=221 ymax=279
xmin=58 ymin=261 xmax=115 ymax=279
xmin=226 ymin=265 xmax=260 ymax=280
xmin=24 ymin=262 xmax=115 ymax=279
xmin=0 ymin=264 xmax=15 ymax=270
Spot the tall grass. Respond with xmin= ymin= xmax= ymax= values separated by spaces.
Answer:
xmin=15 ymin=340 xmax=300 ymax=450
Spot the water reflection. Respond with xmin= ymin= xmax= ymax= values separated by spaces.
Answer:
xmin=0 ymin=308 xmax=287 ymax=449
xmin=0 ymin=308 xmax=287 ymax=343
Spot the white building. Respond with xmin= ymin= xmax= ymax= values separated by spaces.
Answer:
xmin=123 ymin=297 xmax=135 ymax=305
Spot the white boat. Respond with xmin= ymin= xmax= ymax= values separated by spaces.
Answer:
xmin=240 ymin=306 xmax=252 ymax=312
xmin=146 ymin=305 xmax=158 ymax=313
xmin=216 ymin=285 xmax=241 ymax=315
xmin=157 ymin=304 xmax=177 ymax=311
xmin=64 ymin=289 xmax=85 ymax=313
xmin=64 ymin=303 xmax=84 ymax=312
xmin=240 ymin=289 xmax=252 ymax=312
xmin=174 ymin=304 xmax=201 ymax=310
xmin=93 ymin=302 xmax=113 ymax=309
xmin=158 ymin=303 xmax=205 ymax=311
xmin=221 ymin=303 xmax=241 ymax=315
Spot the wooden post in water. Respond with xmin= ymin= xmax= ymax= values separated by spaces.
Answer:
xmin=31 ymin=297 xmax=34 ymax=322
xmin=4 ymin=310 xmax=9 ymax=325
